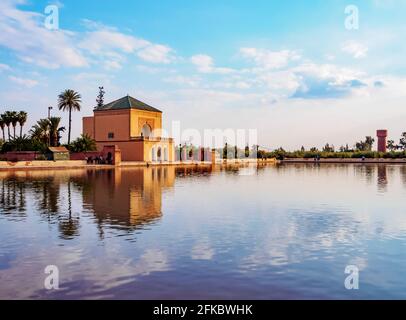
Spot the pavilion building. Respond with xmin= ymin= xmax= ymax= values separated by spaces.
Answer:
xmin=83 ymin=95 xmax=174 ymax=162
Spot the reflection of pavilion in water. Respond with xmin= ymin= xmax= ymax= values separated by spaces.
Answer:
xmin=81 ymin=167 xmax=175 ymax=227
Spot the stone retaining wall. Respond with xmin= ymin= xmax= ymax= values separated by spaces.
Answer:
xmin=0 ymin=160 xmax=86 ymax=169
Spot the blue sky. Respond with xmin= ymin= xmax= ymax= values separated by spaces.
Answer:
xmin=1 ymin=0 xmax=406 ymax=149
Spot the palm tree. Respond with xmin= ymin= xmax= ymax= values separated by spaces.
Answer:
xmin=58 ymin=89 xmax=82 ymax=145
xmin=30 ymin=119 xmax=51 ymax=145
xmin=0 ymin=115 xmax=5 ymax=141
xmin=3 ymin=111 xmax=13 ymax=141
xmin=17 ymin=111 xmax=27 ymax=138
xmin=9 ymin=111 xmax=18 ymax=139
xmin=387 ymin=140 xmax=397 ymax=152
xmin=48 ymin=117 xmax=65 ymax=147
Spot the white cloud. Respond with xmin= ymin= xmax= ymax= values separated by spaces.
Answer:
xmin=293 ymin=63 xmax=365 ymax=86
xmin=190 ymin=54 xmax=234 ymax=74
xmin=341 ymin=41 xmax=369 ymax=59
xmin=9 ymin=75 xmax=38 ymax=88
xmin=240 ymin=47 xmax=301 ymax=70
xmin=0 ymin=1 xmax=87 ymax=69
xmin=137 ymin=44 xmax=174 ymax=64
xmin=79 ymin=29 xmax=148 ymax=55
xmin=0 ymin=4 xmax=175 ymax=70
xmin=79 ymin=26 xmax=174 ymax=67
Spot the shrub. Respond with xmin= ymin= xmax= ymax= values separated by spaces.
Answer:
xmin=265 ymin=150 xmax=406 ymax=160
xmin=67 ymin=134 xmax=97 ymax=153
xmin=35 ymin=154 xmax=47 ymax=161
xmin=1 ymin=136 xmax=47 ymax=153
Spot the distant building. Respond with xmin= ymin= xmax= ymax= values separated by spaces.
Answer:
xmin=83 ymin=95 xmax=174 ymax=162
xmin=377 ymin=130 xmax=388 ymax=153
xmin=47 ymin=146 xmax=70 ymax=161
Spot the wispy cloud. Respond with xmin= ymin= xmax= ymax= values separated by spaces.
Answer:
xmin=240 ymin=47 xmax=301 ymax=70
xmin=0 ymin=2 xmax=175 ymax=70
xmin=190 ymin=54 xmax=234 ymax=74
xmin=8 ymin=75 xmax=39 ymax=88
xmin=79 ymin=23 xmax=175 ymax=68
xmin=341 ymin=41 xmax=369 ymax=59
xmin=137 ymin=44 xmax=174 ymax=64
xmin=0 ymin=1 xmax=87 ymax=69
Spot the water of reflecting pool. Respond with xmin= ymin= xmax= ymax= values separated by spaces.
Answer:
xmin=1 ymin=164 xmax=406 ymax=299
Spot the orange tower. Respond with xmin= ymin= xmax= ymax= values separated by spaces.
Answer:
xmin=377 ymin=130 xmax=388 ymax=153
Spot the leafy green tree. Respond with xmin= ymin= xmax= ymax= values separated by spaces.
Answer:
xmin=365 ymin=136 xmax=375 ymax=151
xmin=400 ymin=132 xmax=406 ymax=151
xmin=58 ymin=89 xmax=82 ymax=144
xmin=387 ymin=139 xmax=397 ymax=152
xmin=323 ymin=143 xmax=335 ymax=152
xmin=96 ymin=86 xmax=105 ymax=108
xmin=1 ymin=135 xmax=46 ymax=152
xmin=68 ymin=134 xmax=97 ymax=153
xmin=355 ymin=136 xmax=375 ymax=151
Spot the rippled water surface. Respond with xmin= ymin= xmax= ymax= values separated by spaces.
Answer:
xmin=1 ymin=164 xmax=406 ymax=299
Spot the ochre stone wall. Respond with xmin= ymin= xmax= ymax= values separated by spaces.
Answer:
xmin=130 ymin=109 xmax=162 ymax=137
xmin=94 ymin=110 xmax=131 ymax=142
xmin=96 ymin=141 xmax=144 ymax=161
xmin=83 ymin=116 xmax=95 ymax=139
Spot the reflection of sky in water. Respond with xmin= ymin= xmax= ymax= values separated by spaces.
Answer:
xmin=1 ymin=164 xmax=406 ymax=299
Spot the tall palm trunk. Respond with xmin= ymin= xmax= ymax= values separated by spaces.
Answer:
xmin=7 ymin=126 xmax=10 ymax=141
xmin=13 ymin=126 xmax=16 ymax=139
xmin=1 ymin=129 xmax=4 ymax=141
xmin=68 ymin=108 xmax=72 ymax=145
xmin=20 ymin=125 xmax=23 ymax=138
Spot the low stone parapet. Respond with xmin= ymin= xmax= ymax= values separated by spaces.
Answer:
xmin=0 ymin=160 xmax=87 ymax=170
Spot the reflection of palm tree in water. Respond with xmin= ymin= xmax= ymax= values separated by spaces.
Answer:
xmin=58 ymin=180 xmax=80 ymax=240
xmin=1 ymin=173 xmax=81 ymax=239
xmin=0 ymin=178 xmax=26 ymax=215
xmin=31 ymin=178 xmax=60 ymax=218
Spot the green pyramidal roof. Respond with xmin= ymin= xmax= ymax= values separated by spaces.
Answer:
xmin=95 ymin=95 xmax=162 ymax=113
